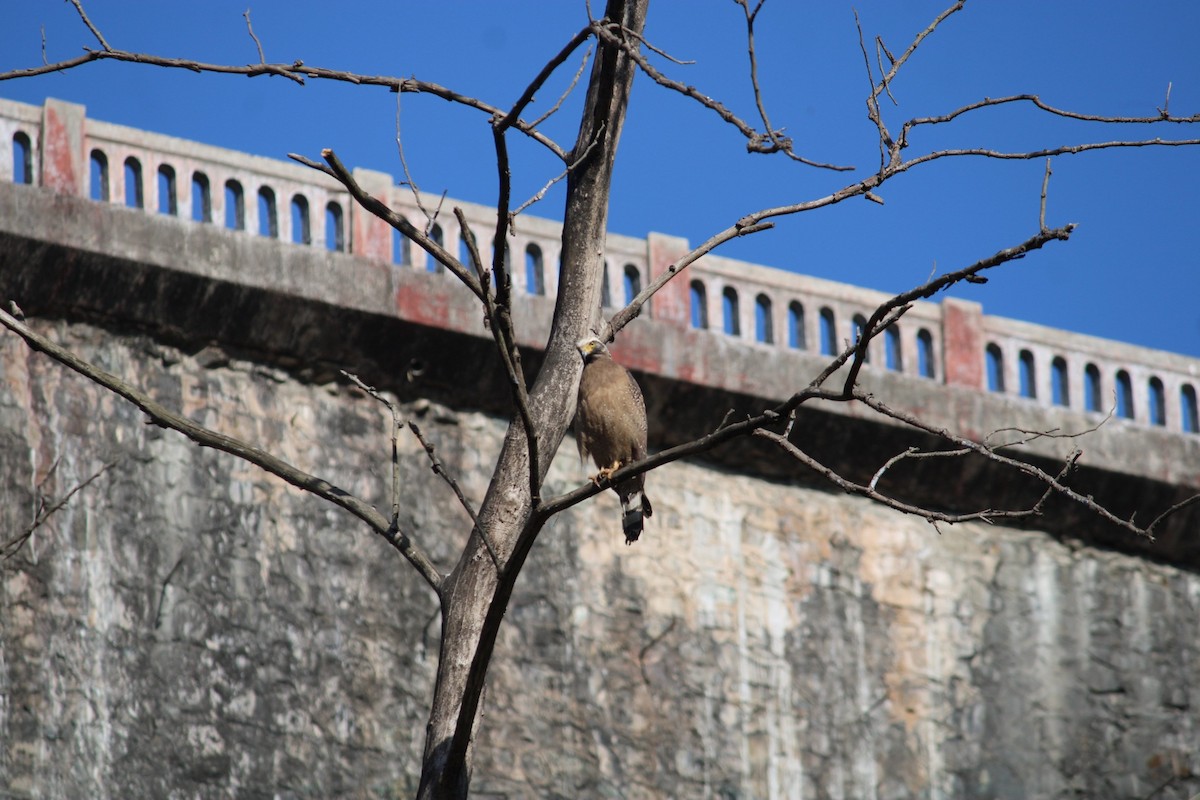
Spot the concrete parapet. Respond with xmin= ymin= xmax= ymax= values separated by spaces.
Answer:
xmin=2 ymin=94 xmax=1198 ymax=443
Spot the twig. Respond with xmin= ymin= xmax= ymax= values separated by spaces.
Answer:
xmin=529 ymin=42 xmax=594 ymax=130
xmin=853 ymin=389 xmax=1160 ymax=540
xmin=454 ymin=210 xmax=536 ymax=512
xmin=871 ymin=1 xmax=965 ymax=110
xmin=870 ymin=446 xmax=938 ymax=491
xmin=853 ymin=8 xmax=892 ymax=169
xmin=0 ymin=46 xmax=567 ymax=158
xmin=902 ymin=93 xmax=1200 ymax=140
xmin=67 ymin=0 xmax=112 ymax=52
xmin=340 ymin=370 xmax=403 ymax=524
xmin=291 ymin=149 xmax=483 ymax=299
xmin=757 ymin=427 xmax=1057 ymax=528
xmin=858 ymin=1 xmax=969 ymax=167
xmin=488 ymin=125 xmax=541 ymax=508
xmin=426 ymin=191 xmax=449 ymax=238
xmin=456 ymin=207 xmax=535 ymax=528
xmin=1145 ymin=494 xmax=1200 ymax=538
xmin=393 ymin=94 xmax=427 ymax=225
xmin=899 ymin=138 xmax=1200 ymax=170
xmin=734 ymin=0 xmax=793 ymax=162
xmin=874 ymin=37 xmax=897 ymax=105
xmin=406 ymin=419 xmax=502 ymax=569
xmin=455 ymin=208 xmax=491 ymax=290
xmin=840 ymin=223 xmax=1076 ymax=397
xmin=983 ymin=407 xmax=1115 ymax=451
xmin=3 ymin=458 xmax=121 ymax=559
xmin=342 ymin=366 xmax=482 ymax=533
xmin=497 ymin=24 xmax=594 ymax=133
xmin=510 ymin=123 xmax=604 ymax=218
xmin=393 ymin=93 xmax=438 ymax=236
xmin=0 ymin=307 xmax=445 ymax=593
xmin=589 ymin=18 xmax=852 ymax=170
xmin=604 ymin=214 xmax=776 ymax=341
xmin=619 ymin=25 xmax=695 ymax=65
xmin=405 ymin=420 xmax=478 ymax=525
xmin=1039 ymin=157 xmax=1052 ymax=230
xmin=243 ymin=8 xmax=266 ymax=65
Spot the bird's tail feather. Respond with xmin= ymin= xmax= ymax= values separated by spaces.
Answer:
xmin=621 ymin=491 xmax=652 ymax=544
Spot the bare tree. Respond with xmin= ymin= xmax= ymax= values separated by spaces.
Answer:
xmin=2 ymin=1 xmax=1199 ymax=797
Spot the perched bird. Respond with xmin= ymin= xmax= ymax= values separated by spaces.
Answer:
xmin=575 ymin=336 xmax=653 ymax=543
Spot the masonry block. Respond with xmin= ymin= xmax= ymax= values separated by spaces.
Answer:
xmin=40 ymin=98 xmax=86 ymax=196
xmin=943 ymin=296 xmax=984 ymax=389
xmin=647 ymin=231 xmax=690 ymax=327
xmin=350 ymin=167 xmax=395 ymax=263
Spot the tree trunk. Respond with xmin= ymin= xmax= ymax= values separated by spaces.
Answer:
xmin=415 ymin=1 xmax=649 ymax=797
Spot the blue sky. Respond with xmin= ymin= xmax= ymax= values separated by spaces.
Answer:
xmin=3 ymin=1 xmax=1198 ymax=356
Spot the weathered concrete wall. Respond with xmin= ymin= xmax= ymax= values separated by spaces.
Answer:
xmin=2 ymin=321 xmax=1197 ymax=799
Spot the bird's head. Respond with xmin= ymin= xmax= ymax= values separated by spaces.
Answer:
xmin=576 ymin=336 xmax=610 ymax=363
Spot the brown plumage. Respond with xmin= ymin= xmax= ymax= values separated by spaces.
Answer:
xmin=575 ymin=336 xmax=653 ymax=543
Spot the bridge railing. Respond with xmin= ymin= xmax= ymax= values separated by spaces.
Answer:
xmin=4 ymin=96 xmax=1198 ymax=435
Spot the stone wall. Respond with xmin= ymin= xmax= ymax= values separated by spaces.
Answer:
xmin=2 ymin=320 xmax=1197 ymax=799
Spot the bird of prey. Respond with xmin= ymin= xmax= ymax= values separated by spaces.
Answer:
xmin=575 ymin=336 xmax=653 ymax=543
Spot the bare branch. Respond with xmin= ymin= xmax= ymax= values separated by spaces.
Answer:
xmin=734 ymin=0 xmax=792 ymax=163
xmin=590 ymin=19 xmax=853 ymax=170
xmin=291 ymin=149 xmax=485 ymax=301
xmin=898 ymin=137 xmax=1200 ymax=169
xmin=901 ymin=93 xmax=1200 ymax=141
xmin=392 ymin=92 xmax=439 ymax=228
xmin=454 ymin=207 xmax=490 ymax=289
xmin=340 ymin=370 xmax=404 ymax=525
xmin=456 ymin=206 xmax=537 ymax=475
xmin=1039 ymin=157 xmax=1052 ymax=229
xmin=484 ymin=122 xmax=541 ymax=507
xmin=511 ymin=123 xmax=603 ymax=219
xmin=455 ymin=208 xmax=540 ymax=513
xmin=529 ymin=42 xmax=594 ymax=130
xmin=853 ymin=8 xmax=892 ymax=169
xmin=756 ymin=426 xmax=1075 ymax=528
xmin=983 ymin=406 xmax=1116 ymax=450
xmin=67 ymin=0 xmax=112 ymax=52
xmin=605 ymin=215 xmax=775 ymax=340
xmin=406 ymin=420 xmax=478 ymax=525
xmin=1146 ymin=494 xmax=1200 ymax=538
xmin=854 ymin=390 xmax=1160 ymax=540
xmin=609 ymin=101 xmax=1193 ymax=346
xmin=497 ymin=24 xmax=594 ymax=132
xmin=0 ymin=46 xmax=566 ymax=159
xmin=840 ymin=222 xmax=1076 ymax=395
xmin=242 ymin=8 xmax=266 ymax=65
xmin=854 ymin=1 xmax=968 ymax=167
xmin=3 ymin=457 xmax=121 ymax=560
xmin=870 ymin=0 xmax=966 ymax=109
xmin=874 ymin=37 xmax=898 ymax=106
xmin=620 ymin=26 xmax=694 ymax=65
xmin=0 ymin=307 xmax=445 ymax=593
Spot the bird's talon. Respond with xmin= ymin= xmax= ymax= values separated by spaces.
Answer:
xmin=592 ymin=464 xmax=618 ymax=485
